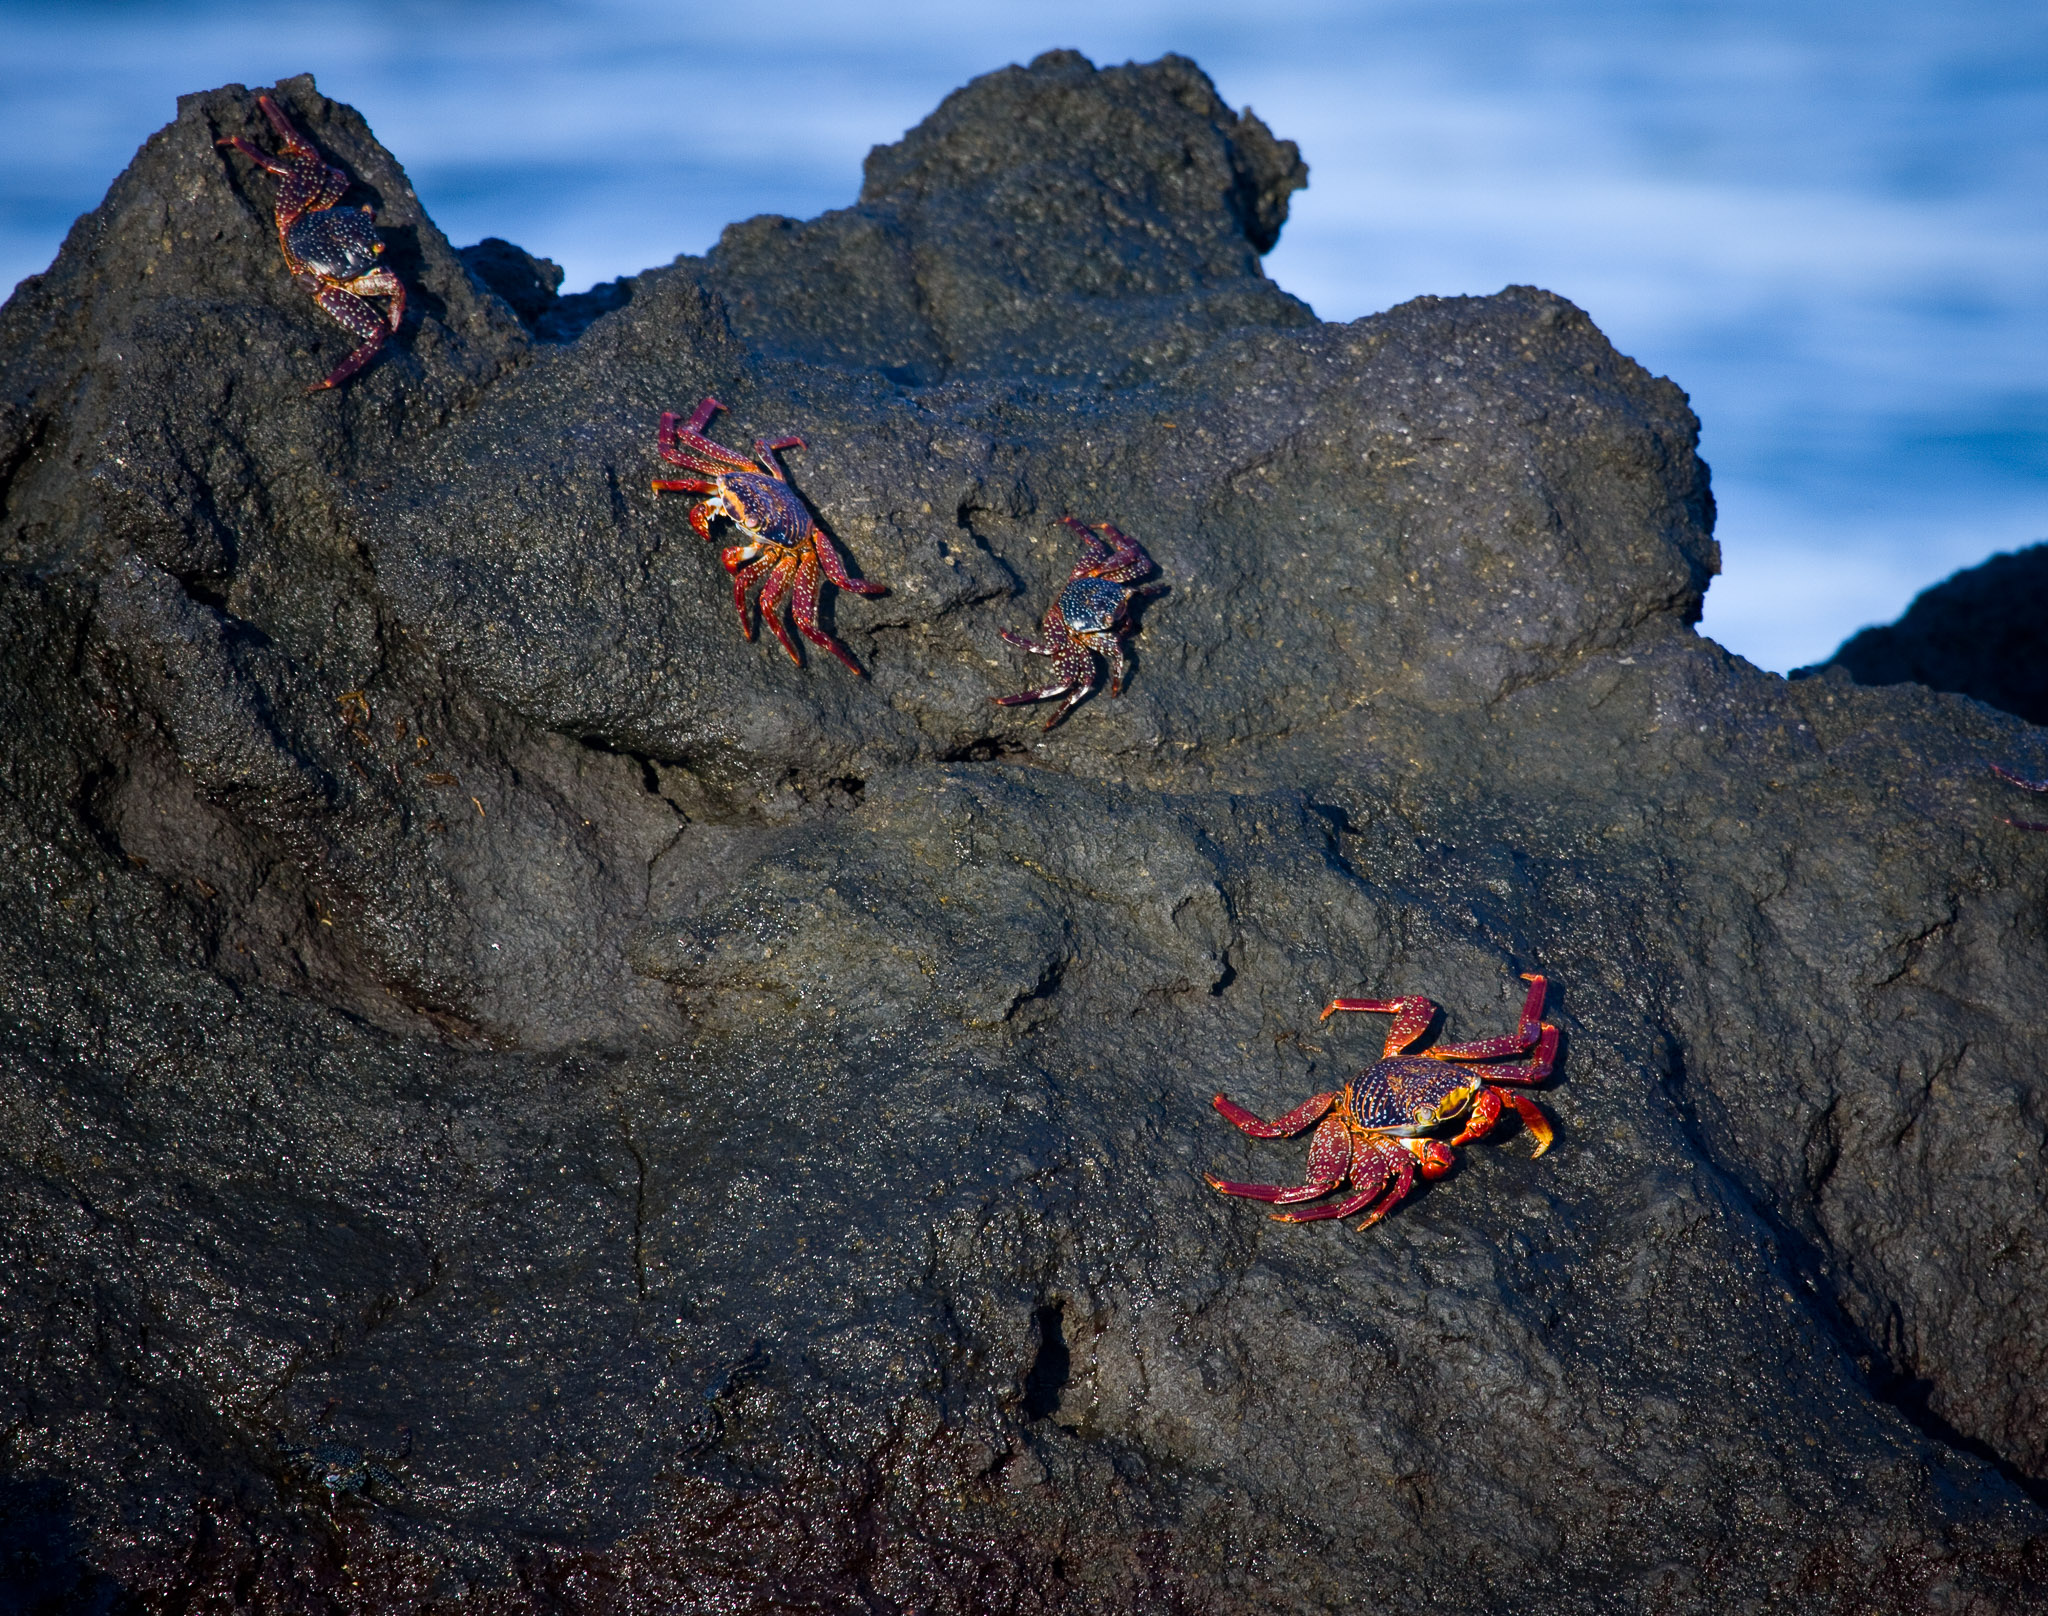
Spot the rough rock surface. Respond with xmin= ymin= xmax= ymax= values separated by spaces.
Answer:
xmin=1823 ymin=541 xmax=2048 ymax=727
xmin=3 ymin=52 xmax=2048 ymax=1614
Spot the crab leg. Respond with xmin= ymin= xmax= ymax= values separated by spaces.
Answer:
xmin=1090 ymin=522 xmax=1155 ymax=584
xmin=1073 ymin=628 xmax=1125 ymax=695
xmin=1991 ymin=765 xmax=2048 ymax=827
xmin=657 ymin=437 xmax=751 ymax=476
xmin=218 ymin=134 xmax=297 ymax=179
xmin=723 ymin=553 xmax=775 ymax=640
xmin=1350 ymin=1145 xmax=1420 ymax=1229
xmin=668 ymin=433 xmax=756 ymax=471
xmin=992 ymin=636 xmax=1098 ymax=728
xmin=811 ymin=529 xmax=886 ymax=596
xmin=1498 ymin=1091 xmax=1554 ymax=1156
xmin=991 ymin=677 xmax=1082 ymax=715
xmin=256 ymin=93 xmax=321 ymax=159
xmin=1478 ymin=1023 xmax=1558 ymax=1086
xmin=1204 ymin=1175 xmax=1292 ymax=1202
xmin=343 ymin=267 xmax=405 ymax=330
xmin=1272 ymin=1140 xmax=1412 ymax=1224
xmin=1269 ymin=1185 xmax=1383 ymax=1221
xmin=307 ymin=286 xmax=391 ymax=391
xmin=1319 ymin=994 xmax=1438 ymax=1057
xmin=1210 ymin=1090 xmax=1338 ymax=1138
xmin=1429 ymin=974 xmax=1547 ymax=1059
xmin=1278 ymin=1114 xmax=1353 ymax=1203
xmin=754 ymin=552 xmax=805 ymax=665
xmin=651 ymin=475 xmax=715 ymax=496
xmin=1206 ymin=1113 xmax=1352 ymax=1205
xmin=1046 ymin=683 xmax=1098 ymax=728
xmin=219 ymin=96 xmax=348 ymax=223
xmin=660 ymin=403 xmax=758 ymax=473
xmin=790 ymin=549 xmax=866 ymax=676
xmin=657 ymin=442 xmax=744 ymax=476
xmin=1059 ymin=515 xmax=1111 ymax=569
xmin=753 ymin=436 xmax=805 ymax=481
xmin=1013 ymin=679 xmax=1096 ymax=729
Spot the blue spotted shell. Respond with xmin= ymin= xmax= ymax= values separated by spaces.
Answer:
xmin=1058 ymin=575 xmax=1129 ymax=637
xmin=721 ymin=471 xmax=813 ymax=547
xmin=285 ymin=206 xmax=382 ymax=282
xmin=1346 ymin=1055 xmax=1481 ymax=1135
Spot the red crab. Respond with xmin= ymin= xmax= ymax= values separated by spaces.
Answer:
xmin=651 ymin=397 xmax=885 ymax=674
xmin=1207 ymin=973 xmax=1557 ymax=1231
xmin=993 ymin=517 xmax=1163 ymax=729
xmin=217 ymin=94 xmax=405 ymax=391
xmin=1992 ymin=764 xmax=2048 ymax=831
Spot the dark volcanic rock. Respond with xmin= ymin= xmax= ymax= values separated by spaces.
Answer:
xmin=1823 ymin=540 xmax=2048 ymax=725
xmin=456 ymin=237 xmax=565 ymax=329
xmin=4 ymin=51 xmax=2048 ymax=1615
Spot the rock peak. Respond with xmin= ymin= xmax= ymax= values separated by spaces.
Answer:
xmin=702 ymin=50 xmax=1313 ymax=381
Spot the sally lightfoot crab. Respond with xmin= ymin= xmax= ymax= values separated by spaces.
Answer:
xmin=994 ymin=517 xmax=1163 ymax=729
xmin=1208 ymin=973 xmax=1557 ymax=1231
xmin=217 ymin=94 xmax=405 ymax=391
xmin=651 ymin=397 xmax=885 ymax=674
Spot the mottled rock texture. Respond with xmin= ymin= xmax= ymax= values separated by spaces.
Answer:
xmin=3 ymin=51 xmax=2048 ymax=1615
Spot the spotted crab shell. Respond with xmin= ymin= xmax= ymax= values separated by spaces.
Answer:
xmin=285 ymin=206 xmax=382 ymax=282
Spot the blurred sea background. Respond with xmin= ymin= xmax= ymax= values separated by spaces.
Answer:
xmin=2 ymin=0 xmax=2041 ymax=674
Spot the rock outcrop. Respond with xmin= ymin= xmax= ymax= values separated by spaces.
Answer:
xmin=3 ymin=52 xmax=2046 ymax=1614
xmin=1824 ymin=540 xmax=2048 ymax=727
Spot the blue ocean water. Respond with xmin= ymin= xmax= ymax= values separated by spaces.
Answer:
xmin=3 ymin=0 xmax=2042 ymax=672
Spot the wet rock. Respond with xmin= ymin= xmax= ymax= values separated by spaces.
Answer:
xmin=3 ymin=50 xmax=2047 ymax=1615
xmin=1821 ymin=540 xmax=2048 ymax=725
